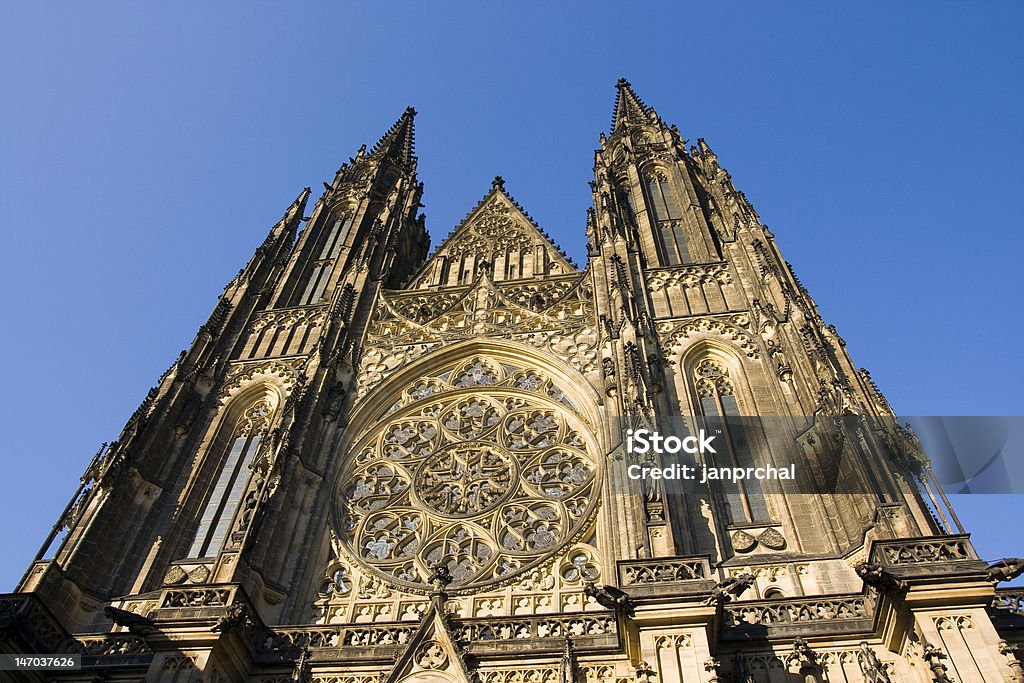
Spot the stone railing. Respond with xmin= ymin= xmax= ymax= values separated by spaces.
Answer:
xmin=159 ymin=585 xmax=237 ymax=609
xmin=646 ymin=263 xmax=732 ymax=290
xmin=257 ymin=612 xmax=617 ymax=657
xmin=264 ymin=623 xmax=417 ymax=651
xmin=457 ymin=612 xmax=616 ymax=642
xmin=250 ymin=305 xmax=327 ymax=332
xmin=723 ymin=593 xmax=875 ymax=630
xmin=992 ymin=589 xmax=1024 ymax=616
xmin=0 ymin=594 xmax=67 ymax=653
xmin=869 ymin=535 xmax=975 ymax=566
xmin=617 ymin=556 xmax=710 ymax=587
xmin=63 ymin=634 xmax=151 ymax=656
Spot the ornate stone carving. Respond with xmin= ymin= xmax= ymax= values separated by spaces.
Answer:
xmin=260 ymin=624 xmax=417 ymax=651
xmin=993 ymin=588 xmax=1024 ymax=616
xmin=456 ymin=613 xmax=615 ymax=641
xmin=724 ymin=594 xmax=873 ymax=627
xmin=161 ymin=587 xmax=233 ymax=608
xmin=336 ymin=357 xmax=600 ymax=592
xmin=704 ymin=573 xmax=756 ymax=605
xmin=220 ymin=358 xmax=305 ymax=402
xmin=618 ymin=557 xmax=707 ymax=585
xmin=646 ymin=263 xmax=732 ymax=290
xmin=658 ymin=314 xmax=759 ymax=358
xmin=63 ymin=634 xmax=151 ymax=656
xmin=251 ymin=306 xmax=327 ymax=333
xmin=357 ymin=273 xmax=597 ymax=398
xmin=872 ymin=538 xmax=972 ymax=565
xmin=988 ymin=558 xmax=1024 ymax=584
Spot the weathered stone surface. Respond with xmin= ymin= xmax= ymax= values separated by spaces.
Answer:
xmin=2 ymin=81 xmax=1018 ymax=682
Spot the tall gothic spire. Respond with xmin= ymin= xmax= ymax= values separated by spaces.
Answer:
xmin=611 ymin=77 xmax=654 ymax=132
xmin=282 ymin=186 xmax=311 ymax=230
xmin=258 ymin=186 xmax=310 ymax=253
xmin=370 ymin=106 xmax=417 ymax=166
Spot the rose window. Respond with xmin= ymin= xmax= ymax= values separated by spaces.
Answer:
xmin=335 ymin=357 xmax=599 ymax=592
xmin=414 ymin=443 xmax=516 ymax=517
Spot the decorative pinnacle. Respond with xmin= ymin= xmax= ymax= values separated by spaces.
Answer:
xmin=611 ymin=77 xmax=653 ymax=133
xmin=370 ymin=106 xmax=418 ymax=166
xmin=491 ymin=175 xmax=506 ymax=191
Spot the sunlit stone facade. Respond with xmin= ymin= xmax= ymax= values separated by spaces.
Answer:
xmin=2 ymin=81 xmax=1022 ymax=682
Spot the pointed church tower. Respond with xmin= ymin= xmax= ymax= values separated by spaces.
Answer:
xmin=3 ymin=86 xmax=1019 ymax=683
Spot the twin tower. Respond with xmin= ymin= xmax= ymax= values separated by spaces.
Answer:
xmin=3 ymin=80 xmax=1021 ymax=682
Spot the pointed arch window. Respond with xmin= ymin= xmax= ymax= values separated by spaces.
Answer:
xmin=645 ymin=170 xmax=682 ymax=221
xmin=694 ymin=358 xmax=769 ymax=524
xmin=617 ymin=189 xmax=637 ymax=227
xmin=188 ymin=399 xmax=272 ymax=558
xmin=644 ymin=170 xmax=690 ymax=266
xmin=299 ymin=214 xmax=354 ymax=305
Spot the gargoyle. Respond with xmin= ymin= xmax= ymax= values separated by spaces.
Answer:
xmin=702 ymin=572 xmax=755 ymax=606
xmin=584 ymin=582 xmax=635 ymax=614
xmin=210 ymin=604 xmax=249 ymax=634
xmin=103 ymin=605 xmax=156 ymax=637
xmin=855 ymin=562 xmax=908 ymax=593
xmin=987 ymin=558 xmax=1024 ymax=584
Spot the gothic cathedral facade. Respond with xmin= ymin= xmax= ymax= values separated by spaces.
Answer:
xmin=3 ymin=81 xmax=1022 ymax=682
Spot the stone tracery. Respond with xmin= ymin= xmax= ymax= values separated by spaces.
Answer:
xmin=335 ymin=355 xmax=600 ymax=592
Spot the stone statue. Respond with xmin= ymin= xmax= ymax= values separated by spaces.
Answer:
xmin=703 ymin=657 xmax=723 ymax=683
xmin=291 ymin=647 xmax=312 ymax=683
xmin=921 ymin=643 xmax=953 ymax=683
xmin=322 ymin=381 xmax=346 ymax=422
xmin=856 ymin=642 xmax=892 ymax=682
xmin=789 ymin=637 xmax=823 ymax=683
xmin=429 ymin=563 xmax=453 ymax=593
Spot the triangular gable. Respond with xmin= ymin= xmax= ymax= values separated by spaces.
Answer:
xmin=386 ymin=585 xmax=472 ymax=683
xmin=407 ymin=180 xmax=576 ymax=289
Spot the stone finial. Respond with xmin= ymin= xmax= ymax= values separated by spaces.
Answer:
xmin=429 ymin=563 xmax=452 ymax=593
xmin=491 ymin=175 xmax=506 ymax=191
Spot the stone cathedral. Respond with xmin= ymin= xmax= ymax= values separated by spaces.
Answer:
xmin=3 ymin=80 xmax=1022 ymax=683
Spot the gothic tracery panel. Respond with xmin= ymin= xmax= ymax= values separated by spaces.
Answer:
xmin=333 ymin=355 xmax=600 ymax=592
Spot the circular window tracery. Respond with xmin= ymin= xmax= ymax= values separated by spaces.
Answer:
xmin=334 ymin=355 xmax=600 ymax=592
xmin=414 ymin=442 xmax=516 ymax=518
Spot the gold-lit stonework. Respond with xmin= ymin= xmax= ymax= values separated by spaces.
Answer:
xmin=4 ymin=84 xmax=1021 ymax=683
xmin=335 ymin=356 xmax=600 ymax=592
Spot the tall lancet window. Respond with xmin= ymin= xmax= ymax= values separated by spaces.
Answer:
xmin=694 ymin=357 xmax=769 ymax=523
xmin=299 ymin=214 xmax=354 ymax=306
xmin=644 ymin=170 xmax=690 ymax=266
xmin=189 ymin=399 xmax=273 ymax=558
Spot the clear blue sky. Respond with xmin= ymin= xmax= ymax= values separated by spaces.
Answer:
xmin=1 ymin=3 xmax=1022 ymax=591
